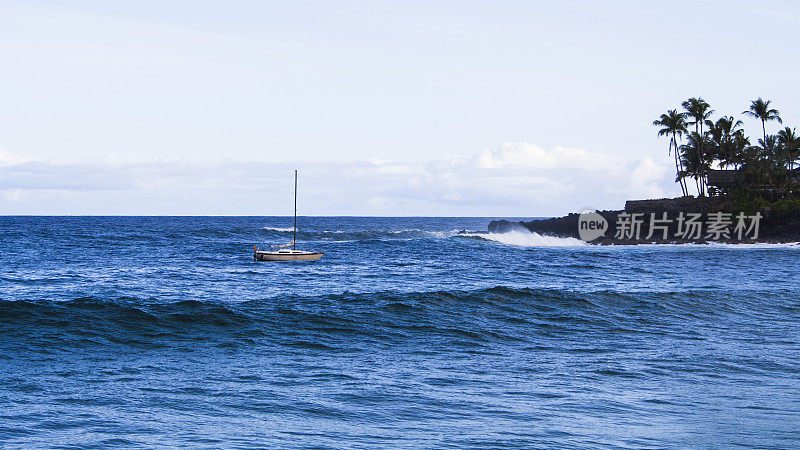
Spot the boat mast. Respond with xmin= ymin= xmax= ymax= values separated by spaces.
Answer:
xmin=293 ymin=169 xmax=297 ymax=250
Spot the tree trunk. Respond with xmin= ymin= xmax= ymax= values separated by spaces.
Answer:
xmin=702 ymin=173 xmax=707 ymax=196
xmin=672 ymin=140 xmax=682 ymax=196
xmin=698 ymin=173 xmax=704 ymax=197
xmin=697 ymin=122 xmax=705 ymax=197
xmin=672 ymin=134 xmax=687 ymax=196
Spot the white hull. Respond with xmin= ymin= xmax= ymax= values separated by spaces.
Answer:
xmin=254 ymin=250 xmax=324 ymax=261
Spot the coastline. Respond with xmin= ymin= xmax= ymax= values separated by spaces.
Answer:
xmin=488 ymin=197 xmax=800 ymax=245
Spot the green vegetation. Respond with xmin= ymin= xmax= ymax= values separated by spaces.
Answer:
xmin=728 ymin=187 xmax=800 ymax=217
xmin=654 ymin=97 xmax=800 ymax=198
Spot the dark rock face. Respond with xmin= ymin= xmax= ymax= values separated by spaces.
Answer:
xmin=488 ymin=198 xmax=800 ymax=244
xmin=489 ymin=214 xmax=582 ymax=237
xmin=624 ymin=197 xmax=726 ymax=214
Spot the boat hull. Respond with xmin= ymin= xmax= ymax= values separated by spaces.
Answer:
xmin=254 ymin=251 xmax=324 ymax=261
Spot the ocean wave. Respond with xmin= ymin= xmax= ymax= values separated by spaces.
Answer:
xmin=677 ymin=241 xmax=800 ymax=249
xmin=597 ymin=241 xmax=800 ymax=250
xmin=263 ymin=226 xmax=584 ymax=246
xmin=261 ymin=227 xmax=460 ymax=241
xmin=261 ymin=226 xmax=295 ymax=232
xmin=458 ymin=230 xmax=587 ymax=247
xmin=461 ymin=229 xmax=800 ymax=250
xmin=3 ymin=286 xmax=789 ymax=353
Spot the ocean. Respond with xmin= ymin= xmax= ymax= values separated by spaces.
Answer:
xmin=1 ymin=216 xmax=799 ymax=448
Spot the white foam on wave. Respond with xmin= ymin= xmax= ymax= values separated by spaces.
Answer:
xmin=463 ymin=230 xmax=587 ymax=247
xmin=651 ymin=241 xmax=800 ymax=250
xmin=388 ymin=228 xmax=459 ymax=237
xmin=263 ymin=228 xmax=461 ymax=238
xmin=570 ymin=241 xmax=800 ymax=250
xmin=324 ymin=228 xmax=461 ymax=238
xmin=262 ymin=226 xmax=294 ymax=232
xmin=427 ymin=230 xmax=462 ymax=238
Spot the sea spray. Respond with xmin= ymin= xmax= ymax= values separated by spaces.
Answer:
xmin=460 ymin=229 xmax=587 ymax=247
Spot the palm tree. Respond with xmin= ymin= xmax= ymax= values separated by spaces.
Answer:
xmin=682 ymin=97 xmax=714 ymax=135
xmin=706 ymin=116 xmax=745 ymax=169
xmin=682 ymin=98 xmax=714 ymax=195
xmin=758 ymin=135 xmax=783 ymax=170
xmin=729 ymin=130 xmax=751 ymax=169
xmin=653 ymin=109 xmax=689 ymax=196
xmin=743 ymin=98 xmax=782 ymax=143
xmin=738 ymin=143 xmax=763 ymax=174
xmin=679 ymin=132 xmax=713 ymax=196
xmin=739 ymin=143 xmax=772 ymax=190
xmin=776 ymin=127 xmax=799 ymax=170
xmin=679 ymin=141 xmax=702 ymax=196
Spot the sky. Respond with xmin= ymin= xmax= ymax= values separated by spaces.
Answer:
xmin=1 ymin=0 xmax=799 ymax=216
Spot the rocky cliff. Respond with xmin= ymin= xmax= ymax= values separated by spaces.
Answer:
xmin=488 ymin=197 xmax=800 ymax=244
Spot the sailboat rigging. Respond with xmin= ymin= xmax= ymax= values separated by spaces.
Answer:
xmin=253 ymin=170 xmax=324 ymax=262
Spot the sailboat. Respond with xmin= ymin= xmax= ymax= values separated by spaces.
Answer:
xmin=253 ymin=170 xmax=324 ymax=262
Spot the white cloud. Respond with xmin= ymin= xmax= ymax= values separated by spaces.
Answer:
xmin=469 ymin=142 xmax=624 ymax=173
xmin=2 ymin=189 xmax=23 ymax=202
xmin=0 ymin=144 xmax=679 ymax=216
xmin=626 ymin=156 xmax=668 ymax=199
xmin=0 ymin=148 xmax=31 ymax=167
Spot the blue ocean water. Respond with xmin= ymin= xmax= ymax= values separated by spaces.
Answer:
xmin=1 ymin=216 xmax=799 ymax=448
